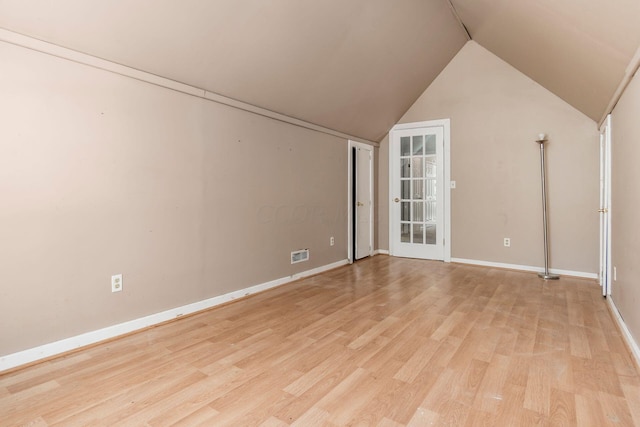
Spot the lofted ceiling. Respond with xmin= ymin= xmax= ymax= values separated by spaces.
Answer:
xmin=1 ymin=0 xmax=639 ymax=142
xmin=450 ymin=0 xmax=640 ymax=126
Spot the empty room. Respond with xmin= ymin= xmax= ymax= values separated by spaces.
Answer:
xmin=2 ymin=0 xmax=640 ymax=425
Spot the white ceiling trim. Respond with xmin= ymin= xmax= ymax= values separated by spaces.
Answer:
xmin=0 ymin=27 xmax=379 ymax=147
xmin=600 ymin=44 xmax=640 ymax=128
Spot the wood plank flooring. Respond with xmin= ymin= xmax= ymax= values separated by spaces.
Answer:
xmin=2 ymin=256 xmax=639 ymax=426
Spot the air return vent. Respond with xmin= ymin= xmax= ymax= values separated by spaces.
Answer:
xmin=291 ymin=249 xmax=309 ymax=264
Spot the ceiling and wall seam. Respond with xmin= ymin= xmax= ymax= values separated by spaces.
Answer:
xmin=0 ymin=27 xmax=379 ymax=147
xmin=600 ymin=45 xmax=640 ymax=128
xmin=0 ymin=1 xmax=469 ymax=142
xmin=2 ymin=1 xmax=639 ymax=140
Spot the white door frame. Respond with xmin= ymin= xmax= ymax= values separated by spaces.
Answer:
xmin=348 ymin=140 xmax=374 ymax=263
xmin=599 ymin=115 xmax=612 ymax=296
xmin=388 ymin=119 xmax=451 ymax=262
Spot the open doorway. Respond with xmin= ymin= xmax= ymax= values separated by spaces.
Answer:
xmin=348 ymin=140 xmax=374 ymax=263
xmin=599 ymin=115 xmax=612 ymax=296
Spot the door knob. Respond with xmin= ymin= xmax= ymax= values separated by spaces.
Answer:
xmin=357 ymin=201 xmax=364 ymax=207
xmin=598 ymin=208 xmax=608 ymax=213
xmin=394 ymin=198 xmax=400 ymax=203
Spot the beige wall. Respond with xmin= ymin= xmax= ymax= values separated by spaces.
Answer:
xmin=611 ymin=68 xmax=640 ymax=346
xmin=0 ymin=41 xmax=348 ymax=356
xmin=378 ymin=41 xmax=599 ymax=273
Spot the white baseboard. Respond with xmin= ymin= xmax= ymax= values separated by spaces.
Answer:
xmin=607 ymin=297 xmax=640 ymax=370
xmin=374 ymin=249 xmax=390 ymax=255
xmin=451 ymin=258 xmax=597 ymax=279
xmin=0 ymin=259 xmax=349 ymax=373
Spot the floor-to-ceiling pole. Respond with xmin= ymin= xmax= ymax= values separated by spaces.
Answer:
xmin=536 ymin=134 xmax=559 ymax=280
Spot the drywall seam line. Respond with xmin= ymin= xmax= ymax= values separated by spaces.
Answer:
xmin=446 ymin=0 xmax=472 ymax=41
xmin=0 ymin=27 xmax=378 ymax=147
xmin=451 ymin=257 xmax=598 ymax=279
xmin=0 ymin=259 xmax=350 ymax=373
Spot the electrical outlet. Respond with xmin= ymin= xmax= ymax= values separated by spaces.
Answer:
xmin=450 ymin=181 xmax=456 ymax=189
xmin=111 ymin=274 xmax=123 ymax=293
xmin=504 ymin=238 xmax=511 ymax=247
xmin=330 ymin=236 xmax=335 ymax=246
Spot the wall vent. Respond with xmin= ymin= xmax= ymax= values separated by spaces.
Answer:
xmin=291 ymin=249 xmax=310 ymax=264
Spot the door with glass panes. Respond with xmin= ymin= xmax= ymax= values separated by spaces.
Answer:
xmin=390 ymin=126 xmax=444 ymax=260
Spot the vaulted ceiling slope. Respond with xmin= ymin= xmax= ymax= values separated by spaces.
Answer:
xmin=1 ymin=1 xmax=639 ymax=142
xmin=0 ymin=0 xmax=467 ymax=142
xmin=450 ymin=0 xmax=640 ymax=125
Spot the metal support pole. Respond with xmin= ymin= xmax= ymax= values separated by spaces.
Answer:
xmin=536 ymin=134 xmax=559 ymax=280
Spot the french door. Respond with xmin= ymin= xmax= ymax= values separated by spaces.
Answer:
xmin=389 ymin=123 xmax=447 ymax=260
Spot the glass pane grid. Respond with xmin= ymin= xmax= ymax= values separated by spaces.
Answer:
xmin=398 ymin=132 xmax=438 ymax=246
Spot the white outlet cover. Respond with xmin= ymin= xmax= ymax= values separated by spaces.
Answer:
xmin=450 ymin=181 xmax=456 ymax=188
xmin=111 ymin=274 xmax=123 ymax=293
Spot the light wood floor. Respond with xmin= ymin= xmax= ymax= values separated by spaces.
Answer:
xmin=2 ymin=256 xmax=639 ymax=426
